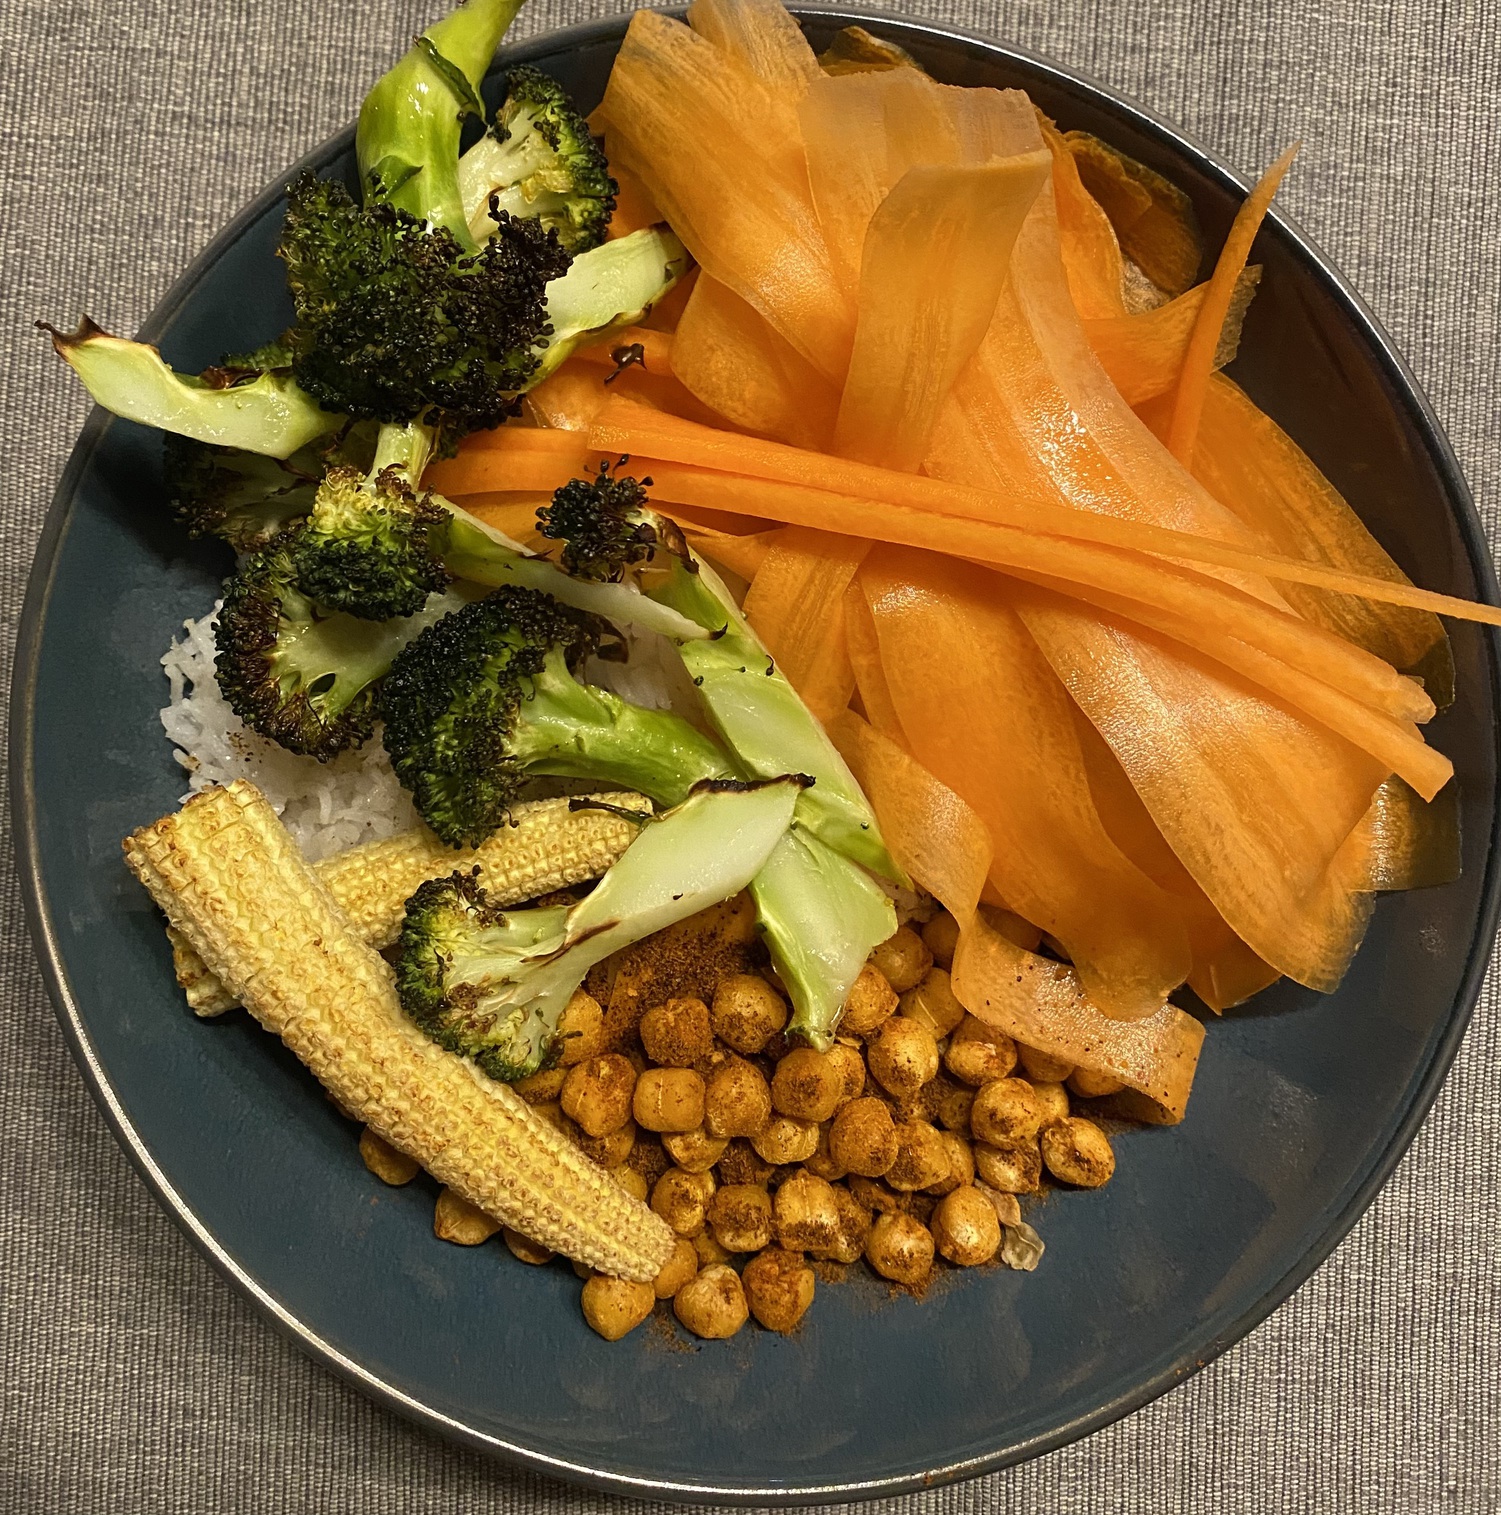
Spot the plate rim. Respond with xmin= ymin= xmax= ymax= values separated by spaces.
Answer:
xmin=12 ymin=6 xmax=1501 ymax=1502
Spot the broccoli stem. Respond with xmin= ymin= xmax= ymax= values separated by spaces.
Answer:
xmin=40 ymin=320 xmax=340 ymax=459
xmin=510 ymin=646 xmax=734 ymax=805
xmin=356 ymin=0 xmax=526 ymax=243
xmin=646 ymin=555 xmax=906 ymax=884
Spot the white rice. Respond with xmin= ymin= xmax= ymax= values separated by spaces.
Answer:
xmin=159 ymin=600 xmax=684 ymax=862
xmin=159 ymin=602 xmax=417 ymax=862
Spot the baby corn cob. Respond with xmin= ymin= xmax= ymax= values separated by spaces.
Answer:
xmin=124 ymin=780 xmax=676 ymax=1281
xmin=178 ymin=791 xmax=651 ymax=1016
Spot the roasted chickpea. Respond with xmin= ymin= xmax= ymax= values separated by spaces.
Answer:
xmin=970 ymin=1077 xmax=1044 ymax=1146
xmin=704 ymin=1054 xmax=773 ymax=1139
xmin=771 ymin=1048 xmax=846 ymax=1123
xmin=633 ymin=1068 xmax=707 ymax=1134
xmin=708 ymin=1183 xmax=774 ymax=1252
xmin=513 ymin=1066 xmax=568 ymax=1103
xmin=556 ymin=989 xmax=605 ymax=1067
xmin=927 ymin=1074 xmax=976 ymax=1134
xmin=847 ymin=1174 xmax=906 ymax=1216
xmin=1016 ymin=1043 xmax=1075 ymax=1083
xmin=839 ymin=962 xmax=898 ymax=1036
xmin=1041 ymin=1117 xmax=1116 ymax=1188
xmin=931 ymin=1186 xmax=1002 ymax=1266
xmin=1067 ymin=1068 xmax=1127 ymax=1100
xmin=653 ymin=1237 xmax=699 ymax=1300
xmin=359 ymin=1128 xmax=418 ymax=1185
xmin=693 ymin=1228 xmax=734 ymax=1269
xmin=662 ymin=1126 xmax=728 ymax=1174
xmin=867 ymin=1017 xmax=939 ymax=1100
xmin=639 ymin=996 xmax=715 ymax=1068
xmin=774 ymin=1170 xmax=842 ymax=1252
xmin=899 ymin=968 xmax=967 ymax=1040
xmin=502 ymin=1227 xmax=554 ymax=1265
xmin=710 ymin=974 xmax=788 ymax=1054
xmin=581 ymin=1275 xmax=655 ymax=1341
xmin=752 ymin=1114 xmax=819 ymax=1166
xmin=804 ymin=1121 xmax=848 ymax=1182
xmin=886 ymin=1119 xmax=951 ymax=1192
xmin=927 ymin=1130 xmax=974 ymax=1196
xmin=743 ymin=1247 xmax=815 ymax=1333
xmin=561 ymin=1054 xmax=636 ymax=1138
xmin=864 ymin=1211 xmax=934 ymax=1288
xmin=869 ymin=926 xmax=933 ymax=993
xmin=433 ymin=1188 xmax=500 ymax=1245
xmin=973 ymin=1140 xmax=1042 ymax=1194
xmin=826 ymin=1041 xmax=867 ymax=1108
xmin=1028 ymin=1080 xmax=1071 ymax=1128
xmin=611 ymin=1166 xmax=650 ymax=1202
xmin=575 ymin=1118 xmax=636 ymax=1169
xmin=920 ymin=912 xmax=961 ymax=969
xmin=651 ymin=1166 xmax=716 ymax=1236
xmin=817 ymin=1183 xmax=874 ymax=1263
xmin=716 ymin=1138 xmax=775 ymax=1187
xmin=674 ymin=1264 xmax=748 ymax=1340
xmin=829 ymin=1097 xmax=898 ymax=1177
xmin=943 ymin=1015 xmax=1018 ymax=1088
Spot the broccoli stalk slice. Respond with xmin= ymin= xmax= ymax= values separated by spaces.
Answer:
xmin=529 ymin=228 xmax=689 ymax=385
xmin=356 ymin=0 xmax=525 ymax=246
xmin=457 ymin=65 xmax=617 ymax=252
xmin=650 ymin=552 xmax=905 ymax=882
xmin=440 ymin=504 xmax=712 ymax=642
xmin=39 ymin=318 xmax=340 ymax=458
xmin=396 ymin=778 xmax=803 ymax=1079
xmin=380 ymin=585 xmax=731 ymax=847
xmin=747 ymin=829 xmax=898 ymax=1050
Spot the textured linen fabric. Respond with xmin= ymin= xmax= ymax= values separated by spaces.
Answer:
xmin=1 ymin=0 xmax=1497 ymax=1509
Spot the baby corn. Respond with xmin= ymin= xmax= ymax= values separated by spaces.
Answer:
xmin=124 ymin=780 xmax=676 ymax=1281
xmin=178 ymin=791 xmax=650 ymax=1016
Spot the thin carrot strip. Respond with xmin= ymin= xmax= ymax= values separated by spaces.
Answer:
xmin=1165 ymin=144 xmax=1298 ymax=463
xmin=843 ymin=579 xmax=904 ymax=741
xmin=685 ymin=527 xmax=779 ymax=579
xmin=581 ymin=399 xmax=1501 ymax=630
xmin=623 ymin=461 xmax=1434 ymax=723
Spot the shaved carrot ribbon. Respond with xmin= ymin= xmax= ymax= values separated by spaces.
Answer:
xmin=572 ymin=327 xmax=676 ymax=374
xmin=829 ymin=711 xmax=1204 ymax=1122
xmin=1165 ymin=144 xmax=1298 ymax=463
xmin=741 ymin=528 xmax=868 ymax=722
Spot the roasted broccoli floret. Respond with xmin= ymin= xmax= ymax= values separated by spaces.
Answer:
xmin=215 ymin=537 xmax=466 ymax=760
xmin=291 ymin=465 xmax=453 ymax=621
xmin=279 ymin=172 xmax=570 ymax=436
xmin=395 ymin=779 xmax=805 ymax=1079
xmin=397 ymin=870 xmax=574 ymax=1079
xmin=537 ymin=464 xmax=666 ymax=581
xmin=380 ymin=584 xmax=733 ymax=846
xmin=457 ymin=66 xmax=616 ymax=252
xmin=164 ymin=434 xmax=323 ymax=551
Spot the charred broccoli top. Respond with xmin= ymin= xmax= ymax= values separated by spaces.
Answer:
xmin=396 ymin=869 xmax=573 ymax=1080
xmin=279 ymin=172 xmax=570 ymax=436
xmin=536 ymin=464 xmax=667 ymax=582
xmin=380 ymin=585 xmax=732 ymax=847
xmin=163 ymin=435 xmax=322 ymax=552
xmin=457 ymin=66 xmax=616 ymax=252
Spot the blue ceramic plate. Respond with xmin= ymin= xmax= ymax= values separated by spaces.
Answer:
xmin=14 ymin=9 xmax=1499 ymax=1502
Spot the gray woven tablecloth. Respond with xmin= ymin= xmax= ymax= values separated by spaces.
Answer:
xmin=2 ymin=0 xmax=1496 ymax=1509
